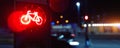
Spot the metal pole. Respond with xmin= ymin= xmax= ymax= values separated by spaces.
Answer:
xmin=84 ymin=0 xmax=89 ymax=47
xmin=85 ymin=22 xmax=89 ymax=48
xmin=13 ymin=0 xmax=16 ymax=48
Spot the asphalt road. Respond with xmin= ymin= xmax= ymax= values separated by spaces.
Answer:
xmin=1 ymin=31 xmax=120 ymax=48
xmin=74 ymin=33 xmax=120 ymax=48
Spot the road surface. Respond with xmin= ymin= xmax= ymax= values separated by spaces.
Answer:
xmin=74 ymin=33 xmax=120 ymax=48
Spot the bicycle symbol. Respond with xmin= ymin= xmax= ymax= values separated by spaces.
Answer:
xmin=20 ymin=10 xmax=43 ymax=25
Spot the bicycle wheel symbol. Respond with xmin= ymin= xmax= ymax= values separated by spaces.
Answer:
xmin=20 ymin=15 xmax=31 ymax=25
xmin=34 ymin=16 xmax=43 ymax=25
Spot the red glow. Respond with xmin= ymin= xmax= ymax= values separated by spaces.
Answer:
xmin=8 ymin=10 xmax=46 ymax=32
xmin=8 ymin=11 xmax=28 ymax=32
xmin=8 ymin=5 xmax=47 ymax=32
xmin=85 ymin=15 xmax=88 ymax=20
xmin=49 ymin=0 xmax=69 ymax=12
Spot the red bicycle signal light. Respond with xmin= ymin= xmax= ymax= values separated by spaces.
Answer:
xmin=20 ymin=10 xmax=43 ymax=25
xmin=8 ymin=9 xmax=46 ymax=32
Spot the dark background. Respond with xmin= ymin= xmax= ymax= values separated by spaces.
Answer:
xmin=0 ymin=0 xmax=120 ymax=27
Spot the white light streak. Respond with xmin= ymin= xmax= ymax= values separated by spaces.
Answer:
xmin=83 ymin=23 xmax=120 ymax=27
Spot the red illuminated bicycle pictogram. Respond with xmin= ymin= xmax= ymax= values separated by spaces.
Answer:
xmin=20 ymin=10 xmax=43 ymax=25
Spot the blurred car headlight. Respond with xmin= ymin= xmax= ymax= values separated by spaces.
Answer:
xmin=69 ymin=41 xmax=79 ymax=46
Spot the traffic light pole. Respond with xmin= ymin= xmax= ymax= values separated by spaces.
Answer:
xmin=84 ymin=0 xmax=89 ymax=47
xmin=85 ymin=22 xmax=89 ymax=48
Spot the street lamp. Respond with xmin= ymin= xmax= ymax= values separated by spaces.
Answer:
xmin=75 ymin=1 xmax=81 ymax=43
xmin=76 ymin=2 xmax=80 ymax=8
xmin=76 ymin=2 xmax=80 ymax=23
xmin=76 ymin=2 xmax=80 ymax=12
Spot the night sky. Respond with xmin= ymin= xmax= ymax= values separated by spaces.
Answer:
xmin=87 ymin=0 xmax=120 ymax=22
xmin=59 ymin=0 xmax=120 ymax=23
xmin=88 ymin=0 xmax=120 ymax=13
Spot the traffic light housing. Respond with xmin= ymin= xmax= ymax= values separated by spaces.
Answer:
xmin=8 ymin=2 xmax=49 ymax=32
xmin=7 ymin=1 xmax=52 ymax=48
